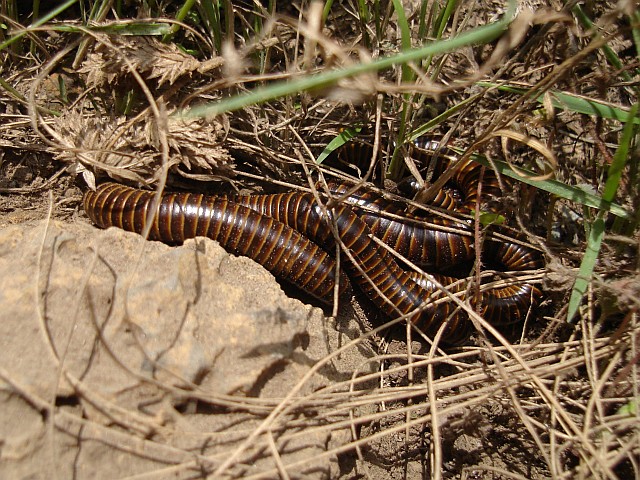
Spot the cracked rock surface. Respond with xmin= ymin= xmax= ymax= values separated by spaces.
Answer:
xmin=0 ymin=219 xmax=375 ymax=479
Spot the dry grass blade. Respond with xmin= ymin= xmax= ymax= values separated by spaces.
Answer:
xmin=491 ymin=128 xmax=557 ymax=181
xmin=52 ymin=110 xmax=233 ymax=184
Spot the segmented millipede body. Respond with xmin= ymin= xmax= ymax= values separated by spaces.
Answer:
xmin=223 ymin=191 xmax=475 ymax=344
xmin=405 ymin=137 xmax=505 ymax=213
xmin=327 ymin=182 xmax=476 ymax=269
xmin=327 ymin=183 xmax=544 ymax=272
xmin=320 ymin=137 xmax=541 ymax=331
xmin=326 ymin=183 xmax=544 ymax=325
xmin=408 ymin=274 xmax=540 ymax=328
xmin=83 ymin=183 xmax=349 ymax=303
xmin=397 ymin=181 xmax=463 ymax=211
xmin=85 ymin=183 xmax=481 ymax=344
xmin=225 ymin=192 xmax=541 ymax=339
xmin=325 ymin=139 xmax=544 ymax=327
xmin=85 ymin=181 xmax=543 ymax=344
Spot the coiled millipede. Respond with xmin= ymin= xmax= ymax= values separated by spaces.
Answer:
xmin=83 ymin=183 xmax=349 ymax=303
xmin=326 ymin=182 xmax=543 ymax=272
xmin=83 ymin=177 xmax=543 ymax=345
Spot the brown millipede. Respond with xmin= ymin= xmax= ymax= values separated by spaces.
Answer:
xmin=326 ymin=182 xmax=543 ymax=272
xmin=84 ymin=179 xmax=542 ymax=344
xmin=84 ymin=184 xmax=482 ymax=344
xmin=83 ymin=183 xmax=349 ymax=304
xmin=223 ymin=191 xmax=541 ymax=337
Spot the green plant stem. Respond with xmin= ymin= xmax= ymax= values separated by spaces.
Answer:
xmin=163 ymin=0 xmax=197 ymax=41
xmin=389 ymin=0 xmax=417 ymax=180
xmin=566 ymin=102 xmax=639 ymax=322
xmin=0 ymin=0 xmax=78 ymax=52
xmin=322 ymin=0 xmax=335 ymax=23
xmin=182 ymin=0 xmax=517 ymax=118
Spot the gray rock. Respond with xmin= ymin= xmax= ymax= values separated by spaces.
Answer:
xmin=0 ymin=219 xmax=374 ymax=479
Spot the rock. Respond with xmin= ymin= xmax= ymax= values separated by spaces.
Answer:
xmin=0 ymin=219 xmax=374 ymax=479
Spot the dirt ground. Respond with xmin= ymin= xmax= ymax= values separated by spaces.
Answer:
xmin=0 ymin=197 xmax=374 ymax=479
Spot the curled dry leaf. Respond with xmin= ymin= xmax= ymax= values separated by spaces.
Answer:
xmin=52 ymin=109 xmax=234 ymax=184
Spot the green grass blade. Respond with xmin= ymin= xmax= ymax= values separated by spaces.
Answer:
xmin=417 ymin=0 xmax=431 ymax=39
xmin=182 ymin=0 xmax=516 ymax=118
xmin=433 ymin=0 xmax=457 ymax=39
xmin=162 ymin=0 xmax=197 ymax=41
xmin=567 ymin=215 xmax=606 ymax=323
xmin=356 ymin=0 xmax=370 ymax=47
xmin=566 ymin=102 xmax=639 ymax=322
xmin=478 ymin=82 xmax=640 ymax=124
xmin=545 ymin=91 xmax=639 ymax=124
xmin=322 ymin=0 xmax=335 ymax=23
xmin=391 ymin=0 xmax=412 ymax=58
xmin=52 ymin=22 xmax=173 ymax=35
xmin=87 ymin=0 xmax=112 ymax=24
xmin=632 ymin=10 xmax=640 ymax=64
xmin=466 ymin=153 xmax=633 ymax=220
xmin=601 ymin=111 xmax=637 ymax=203
xmin=199 ymin=0 xmax=223 ymax=53
xmin=316 ymin=127 xmax=363 ymax=164
xmin=388 ymin=0 xmax=417 ymax=180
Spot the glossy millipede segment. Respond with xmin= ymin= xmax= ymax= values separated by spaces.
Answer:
xmin=405 ymin=137 xmax=505 ymax=213
xmin=226 ymin=192 xmax=541 ymax=339
xmin=83 ymin=183 xmax=348 ymax=303
xmin=326 ymin=182 xmax=544 ymax=272
xmin=225 ymin=191 xmax=475 ymax=344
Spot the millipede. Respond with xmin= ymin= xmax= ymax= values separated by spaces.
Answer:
xmin=325 ymin=137 xmax=542 ymax=273
xmin=225 ymin=190 xmax=542 ymax=330
xmin=409 ymin=136 xmax=506 ymax=213
xmin=325 ymin=182 xmax=543 ymax=272
xmin=84 ymin=181 xmax=543 ymax=345
xmin=83 ymin=183 xmax=349 ymax=304
xmin=331 ymin=136 xmax=504 ymax=213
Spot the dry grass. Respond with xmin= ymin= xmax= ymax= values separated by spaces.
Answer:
xmin=0 ymin=0 xmax=638 ymax=478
